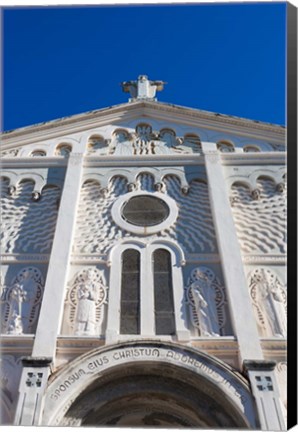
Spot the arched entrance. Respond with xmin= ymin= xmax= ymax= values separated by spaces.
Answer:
xmin=42 ymin=341 xmax=257 ymax=428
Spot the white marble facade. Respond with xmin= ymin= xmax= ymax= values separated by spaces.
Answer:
xmin=0 ymin=76 xmax=286 ymax=429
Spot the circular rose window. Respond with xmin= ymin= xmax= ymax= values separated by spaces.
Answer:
xmin=122 ymin=195 xmax=169 ymax=227
xmin=111 ymin=192 xmax=178 ymax=235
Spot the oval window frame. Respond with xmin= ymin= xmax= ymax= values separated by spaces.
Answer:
xmin=111 ymin=191 xmax=179 ymax=235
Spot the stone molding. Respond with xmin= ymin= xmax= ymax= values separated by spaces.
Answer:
xmin=2 ymin=101 xmax=285 ymax=149
xmin=42 ymin=340 xmax=256 ymax=427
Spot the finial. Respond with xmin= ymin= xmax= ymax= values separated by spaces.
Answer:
xmin=121 ymin=75 xmax=166 ymax=102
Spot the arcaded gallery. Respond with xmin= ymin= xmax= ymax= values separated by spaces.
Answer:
xmin=0 ymin=76 xmax=287 ymax=429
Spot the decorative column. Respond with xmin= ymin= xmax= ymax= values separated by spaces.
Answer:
xmin=202 ymin=143 xmax=263 ymax=364
xmin=244 ymin=360 xmax=286 ymax=431
xmin=32 ymin=153 xmax=84 ymax=359
xmin=14 ymin=357 xmax=52 ymax=426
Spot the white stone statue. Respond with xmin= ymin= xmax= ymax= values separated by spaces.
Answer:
xmin=188 ymin=267 xmax=221 ymax=336
xmin=112 ymin=131 xmax=133 ymax=156
xmin=75 ymin=269 xmax=98 ymax=335
xmin=7 ymin=270 xmax=39 ymax=334
xmin=250 ymin=268 xmax=286 ymax=338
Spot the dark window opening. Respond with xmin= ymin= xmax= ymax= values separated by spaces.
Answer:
xmin=120 ymin=249 xmax=140 ymax=334
xmin=153 ymin=249 xmax=175 ymax=335
xmin=122 ymin=195 xmax=169 ymax=227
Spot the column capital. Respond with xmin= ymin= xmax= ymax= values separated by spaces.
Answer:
xmin=243 ymin=359 xmax=277 ymax=373
xmin=21 ymin=356 xmax=53 ymax=368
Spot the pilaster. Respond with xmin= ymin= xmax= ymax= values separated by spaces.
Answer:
xmin=244 ymin=360 xmax=286 ymax=431
xmin=202 ymin=143 xmax=263 ymax=364
xmin=31 ymin=152 xmax=84 ymax=359
xmin=14 ymin=357 xmax=52 ymax=426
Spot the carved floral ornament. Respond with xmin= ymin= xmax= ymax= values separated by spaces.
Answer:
xmin=249 ymin=268 xmax=286 ymax=338
xmin=65 ymin=268 xmax=108 ymax=336
xmin=1 ymin=267 xmax=44 ymax=335
xmin=185 ymin=266 xmax=226 ymax=337
xmin=86 ymin=125 xmax=202 ymax=156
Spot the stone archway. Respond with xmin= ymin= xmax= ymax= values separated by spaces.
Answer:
xmin=42 ymin=341 xmax=258 ymax=428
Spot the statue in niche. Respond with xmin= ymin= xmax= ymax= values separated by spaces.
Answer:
xmin=186 ymin=267 xmax=225 ymax=336
xmin=72 ymin=268 xmax=107 ymax=336
xmin=111 ymin=131 xmax=133 ymax=156
xmin=5 ymin=268 xmax=44 ymax=334
xmin=250 ymin=268 xmax=286 ymax=338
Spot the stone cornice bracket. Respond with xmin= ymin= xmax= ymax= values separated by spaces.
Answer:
xmin=243 ymin=359 xmax=277 ymax=375
xmin=21 ymin=356 xmax=54 ymax=373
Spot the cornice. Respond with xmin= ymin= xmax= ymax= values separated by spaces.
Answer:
xmin=242 ymin=254 xmax=287 ymax=265
xmin=84 ymin=154 xmax=205 ymax=167
xmin=221 ymin=152 xmax=286 ymax=166
xmin=1 ymin=100 xmax=285 ymax=149
xmin=0 ymin=157 xmax=67 ymax=169
xmin=1 ymin=254 xmax=50 ymax=263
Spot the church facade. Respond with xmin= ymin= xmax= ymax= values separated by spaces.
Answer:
xmin=1 ymin=76 xmax=287 ymax=429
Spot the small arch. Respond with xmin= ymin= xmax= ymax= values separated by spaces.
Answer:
xmin=30 ymin=150 xmax=47 ymax=157
xmin=81 ymin=178 xmax=102 ymax=189
xmin=135 ymin=172 xmax=156 ymax=192
xmin=243 ymin=145 xmax=261 ymax=153
xmin=135 ymin=122 xmax=152 ymax=133
xmin=181 ymin=134 xmax=202 ymax=153
xmin=55 ymin=143 xmax=72 ymax=157
xmin=160 ymin=127 xmax=176 ymax=137
xmin=112 ymin=128 xmax=131 ymax=139
xmin=216 ymin=140 xmax=235 ymax=153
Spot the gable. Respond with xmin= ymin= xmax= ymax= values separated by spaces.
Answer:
xmin=1 ymin=100 xmax=285 ymax=157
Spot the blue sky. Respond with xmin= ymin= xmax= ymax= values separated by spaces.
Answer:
xmin=2 ymin=2 xmax=286 ymax=131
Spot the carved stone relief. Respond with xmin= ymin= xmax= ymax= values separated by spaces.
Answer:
xmin=1 ymin=148 xmax=19 ymax=158
xmin=1 ymin=267 xmax=44 ymax=334
xmin=185 ymin=267 xmax=226 ymax=337
xmin=249 ymin=268 xmax=286 ymax=338
xmin=230 ymin=177 xmax=286 ymax=254
xmin=105 ymin=126 xmax=202 ymax=156
xmin=73 ymin=175 xmax=217 ymax=255
xmin=275 ymin=362 xmax=287 ymax=415
xmin=1 ymin=179 xmax=61 ymax=254
xmin=64 ymin=268 xmax=107 ymax=336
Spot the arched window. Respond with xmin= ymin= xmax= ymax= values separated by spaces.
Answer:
xmin=153 ymin=249 xmax=175 ymax=335
xmin=120 ymin=249 xmax=140 ymax=334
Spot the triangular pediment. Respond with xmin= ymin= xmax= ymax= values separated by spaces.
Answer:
xmin=1 ymin=100 xmax=285 ymax=157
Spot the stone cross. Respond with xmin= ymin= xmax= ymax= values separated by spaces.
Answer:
xmin=255 ymin=375 xmax=274 ymax=391
xmin=25 ymin=372 xmax=43 ymax=388
xmin=121 ymin=75 xmax=166 ymax=101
